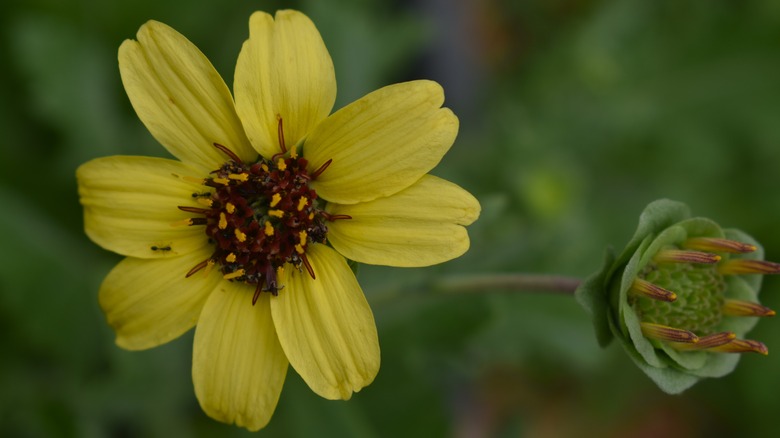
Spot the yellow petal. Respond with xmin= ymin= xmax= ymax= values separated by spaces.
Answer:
xmin=99 ymin=246 xmax=221 ymax=350
xmin=326 ymin=175 xmax=480 ymax=267
xmin=271 ymin=244 xmax=379 ymax=400
xmin=193 ymin=282 xmax=288 ymax=432
xmin=119 ymin=20 xmax=255 ymax=171
xmin=305 ymin=80 xmax=458 ymax=204
xmin=77 ymin=156 xmax=209 ymax=258
xmin=234 ymin=10 xmax=336 ymax=158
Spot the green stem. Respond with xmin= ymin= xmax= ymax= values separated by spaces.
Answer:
xmin=433 ymin=273 xmax=582 ymax=295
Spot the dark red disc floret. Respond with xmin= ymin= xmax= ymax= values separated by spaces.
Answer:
xmin=191 ymin=153 xmax=329 ymax=297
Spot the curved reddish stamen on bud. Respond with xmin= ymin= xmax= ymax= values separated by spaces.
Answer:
xmin=630 ymin=278 xmax=677 ymax=302
xmin=640 ymin=322 xmax=699 ymax=344
xmin=654 ymin=249 xmax=720 ymax=265
xmin=683 ymin=237 xmax=757 ymax=254
xmin=709 ymin=339 xmax=769 ymax=355
xmin=722 ymin=299 xmax=776 ymax=317
xmin=671 ymin=332 xmax=736 ymax=351
xmin=719 ymin=259 xmax=780 ymax=275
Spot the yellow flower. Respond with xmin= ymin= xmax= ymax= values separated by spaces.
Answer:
xmin=76 ymin=10 xmax=480 ymax=431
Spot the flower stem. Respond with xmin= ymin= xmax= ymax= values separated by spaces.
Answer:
xmin=433 ymin=273 xmax=582 ymax=295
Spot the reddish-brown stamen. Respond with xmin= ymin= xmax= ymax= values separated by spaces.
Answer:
xmin=213 ymin=142 xmax=243 ymax=164
xmin=252 ymin=283 xmax=263 ymax=306
xmin=311 ymin=159 xmax=332 ymax=179
xmin=640 ymin=322 xmax=699 ymax=344
xmin=709 ymin=339 xmax=769 ymax=355
xmin=177 ymin=206 xmax=210 ymax=214
xmin=301 ymin=253 xmax=315 ymax=279
xmin=671 ymin=332 xmax=736 ymax=351
xmin=654 ymin=249 xmax=721 ymax=264
xmin=276 ymin=115 xmax=287 ymax=153
xmin=630 ymin=278 xmax=677 ymax=302
xmin=186 ymin=259 xmax=211 ymax=278
xmin=719 ymin=259 xmax=780 ymax=275
xmin=683 ymin=237 xmax=757 ymax=254
xmin=322 ymin=211 xmax=352 ymax=221
xmin=722 ymin=299 xmax=776 ymax=317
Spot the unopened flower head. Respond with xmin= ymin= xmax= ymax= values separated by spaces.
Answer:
xmin=77 ymin=10 xmax=480 ymax=431
xmin=576 ymin=199 xmax=777 ymax=393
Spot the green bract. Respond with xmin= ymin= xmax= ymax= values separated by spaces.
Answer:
xmin=576 ymin=199 xmax=769 ymax=393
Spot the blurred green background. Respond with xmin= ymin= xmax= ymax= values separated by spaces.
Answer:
xmin=3 ymin=0 xmax=780 ymax=436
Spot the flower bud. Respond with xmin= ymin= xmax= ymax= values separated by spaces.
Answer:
xmin=576 ymin=199 xmax=776 ymax=393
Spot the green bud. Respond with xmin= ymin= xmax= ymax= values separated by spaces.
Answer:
xmin=576 ymin=199 xmax=777 ymax=393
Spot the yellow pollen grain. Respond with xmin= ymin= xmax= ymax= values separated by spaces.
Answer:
xmin=290 ymin=144 xmax=298 ymax=159
xmin=264 ymin=221 xmax=275 ymax=236
xmin=226 ymin=253 xmax=237 ymax=263
xmin=182 ymin=176 xmax=205 ymax=185
xmin=196 ymin=198 xmax=213 ymax=207
xmin=225 ymin=202 xmax=236 ymax=214
xmin=297 ymin=196 xmax=308 ymax=211
xmin=228 ymin=173 xmax=249 ymax=182
xmin=295 ymin=244 xmax=305 ymax=254
xmin=277 ymin=158 xmax=287 ymax=171
xmin=276 ymin=266 xmax=285 ymax=278
xmin=203 ymin=259 xmax=216 ymax=276
xmin=234 ymin=228 xmax=247 ymax=242
xmin=269 ymin=209 xmax=284 ymax=218
xmin=218 ymin=212 xmax=228 ymax=230
xmin=299 ymin=230 xmax=308 ymax=242
xmin=270 ymin=193 xmax=282 ymax=207
xmin=223 ymin=269 xmax=245 ymax=280
xmin=212 ymin=177 xmax=230 ymax=186
xmin=261 ymin=163 xmax=269 ymax=172
xmin=308 ymin=212 xmax=314 ymax=220
xmin=170 ymin=218 xmax=193 ymax=227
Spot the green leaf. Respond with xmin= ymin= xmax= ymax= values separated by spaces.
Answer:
xmin=575 ymin=248 xmax=616 ymax=347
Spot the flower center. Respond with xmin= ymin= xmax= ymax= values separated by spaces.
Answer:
xmin=634 ymin=261 xmax=726 ymax=335
xmin=180 ymin=142 xmax=346 ymax=304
